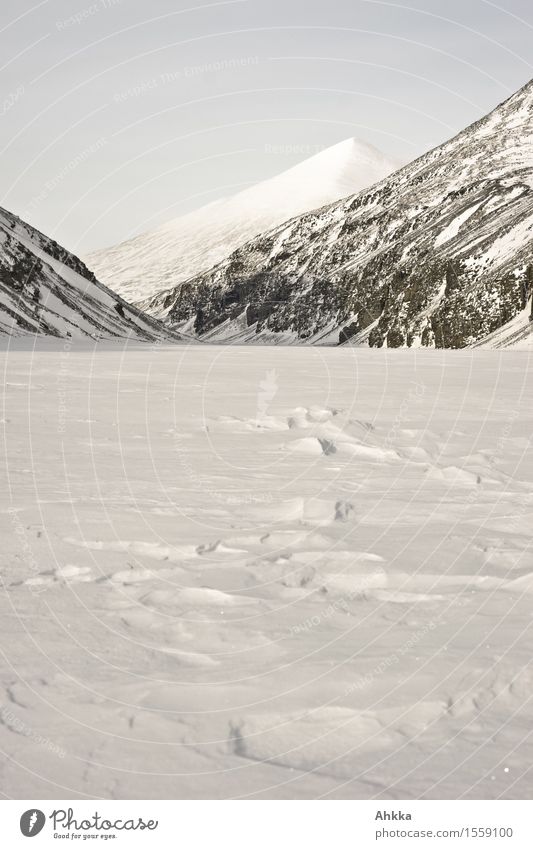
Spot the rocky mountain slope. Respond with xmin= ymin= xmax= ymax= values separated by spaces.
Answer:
xmin=143 ymin=79 xmax=533 ymax=348
xmin=474 ymin=301 xmax=533 ymax=349
xmin=87 ymin=139 xmax=401 ymax=304
xmin=0 ymin=207 xmax=180 ymax=340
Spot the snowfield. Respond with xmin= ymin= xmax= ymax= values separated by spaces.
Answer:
xmin=1 ymin=342 xmax=532 ymax=799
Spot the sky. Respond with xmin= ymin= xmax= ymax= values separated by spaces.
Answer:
xmin=0 ymin=0 xmax=532 ymax=256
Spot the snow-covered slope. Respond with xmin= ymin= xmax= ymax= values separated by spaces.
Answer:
xmin=147 ymin=79 xmax=533 ymax=349
xmin=0 ymin=207 xmax=181 ymax=341
xmin=86 ymin=139 xmax=401 ymax=303
xmin=475 ymin=302 xmax=533 ymax=348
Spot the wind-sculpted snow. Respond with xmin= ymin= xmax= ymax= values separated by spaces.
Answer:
xmin=0 ymin=207 xmax=182 ymax=341
xmin=87 ymin=139 xmax=401 ymax=304
xmin=1 ymin=344 xmax=532 ymax=798
xmin=144 ymin=80 xmax=533 ymax=348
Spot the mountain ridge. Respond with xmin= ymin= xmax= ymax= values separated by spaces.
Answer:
xmin=86 ymin=138 xmax=402 ymax=304
xmin=142 ymin=78 xmax=533 ymax=348
xmin=0 ymin=206 xmax=182 ymax=341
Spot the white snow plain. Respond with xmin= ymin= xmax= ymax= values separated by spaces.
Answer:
xmin=1 ymin=342 xmax=532 ymax=799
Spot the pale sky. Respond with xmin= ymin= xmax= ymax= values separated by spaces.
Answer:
xmin=1 ymin=0 xmax=532 ymax=255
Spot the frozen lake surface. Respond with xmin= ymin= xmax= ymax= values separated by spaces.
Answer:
xmin=1 ymin=342 xmax=532 ymax=799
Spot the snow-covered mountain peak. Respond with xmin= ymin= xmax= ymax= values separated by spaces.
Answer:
xmin=86 ymin=138 xmax=402 ymax=303
xmin=143 ymin=78 xmax=533 ymax=349
xmin=232 ymin=138 xmax=401 ymax=211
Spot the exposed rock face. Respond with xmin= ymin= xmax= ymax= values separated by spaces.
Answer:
xmin=141 ymin=79 xmax=533 ymax=348
xmin=86 ymin=138 xmax=401 ymax=305
xmin=0 ymin=207 xmax=181 ymax=341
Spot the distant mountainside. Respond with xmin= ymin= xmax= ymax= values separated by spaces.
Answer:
xmin=0 ymin=207 xmax=180 ymax=340
xmin=474 ymin=301 xmax=532 ymax=349
xmin=86 ymin=139 xmax=401 ymax=304
xmin=142 ymin=79 xmax=533 ymax=349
